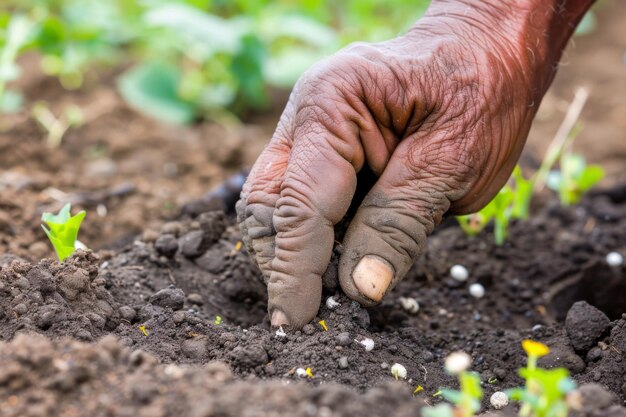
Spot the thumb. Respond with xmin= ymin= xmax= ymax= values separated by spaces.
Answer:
xmin=339 ymin=138 xmax=470 ymax=306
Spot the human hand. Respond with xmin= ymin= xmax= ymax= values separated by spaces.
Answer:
xmin=237 ymin=0 xmax=593 ymax=328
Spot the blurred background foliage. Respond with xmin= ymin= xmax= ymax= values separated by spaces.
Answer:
xmin=1 ymin=0 xmax=431 ymax=123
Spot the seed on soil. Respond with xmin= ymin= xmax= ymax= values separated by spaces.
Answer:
xmin=450 ymin=265 xmax=469 ymax=281
xmin=445 ymin=351 xmax=471 ymax=374
xmin=606 ymin=251 xmax=623 ymax=266
xmin=390 ymin=363 xmax=407 ymax=380
xmin=296 ymin=367 xmax=313 ymax=378
xmin=356 ymin=337 xmax=375 ymax=352
xmin=275 ymin=326 xmax=286 ymax=338
xmin=398 ymin=297 xmax=419 ymax=314
xmin=325 ymin=296 xmax=340 ymax=309
xmin=469 ymin=283 xmax=485 ymax=298
xmin=490 ymin=391 xmax=509 ymax=409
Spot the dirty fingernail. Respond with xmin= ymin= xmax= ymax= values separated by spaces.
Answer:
xmin=352 ymin=255 xmax=393 ymax=302
xmin=271 ymin=310 xmax=289 ymax=327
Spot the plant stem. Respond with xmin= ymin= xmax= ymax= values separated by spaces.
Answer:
xmin=533 ymin=87 xmax=589 ymax=192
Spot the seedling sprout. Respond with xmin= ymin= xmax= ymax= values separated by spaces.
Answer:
xmin=41 ymin=203 xmax=86 ymax=262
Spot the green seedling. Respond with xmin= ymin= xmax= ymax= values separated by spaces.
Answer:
xmin=456 ymin=166 xmax=528 ymax=245
xmin=547 ymin=153 xmax=604 ymax=206
xmin=32 ymin=102 xmax=84 ymax=147
xmin=41 ymin=203 xmax=86 ymax=261
xmin=456 ymin=88 xmax=600 ymax=244
xmin=421 ymin=352 xmax=483 ymax=417
xmin=508 ymin=340 xmax=576 ymax=417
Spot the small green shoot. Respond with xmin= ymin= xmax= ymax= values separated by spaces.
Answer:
xmin=41 ymin=203 xmax=86 ymax=261
xmin=32 ymin=102 xmax=84 ymax=147
xmin=547 ymin=153 xmax=604 ymax=206
xmin=508 ymin=340 xmax=576 ymax=417
xmin=421 ymin=352 xmax=482 ymax=417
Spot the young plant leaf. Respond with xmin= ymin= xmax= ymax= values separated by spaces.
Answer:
xmin=118 ymin=62 xmax=196 ymax=125
xmin=41 ymin=203 xmax=86 ymax=261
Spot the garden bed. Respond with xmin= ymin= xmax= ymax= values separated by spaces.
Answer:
xmin=0 ymin=189 xmax=625 ymax=416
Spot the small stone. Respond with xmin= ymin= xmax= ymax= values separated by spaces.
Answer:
xmin=335 ymin=332 xmax=351 ymax=347
xmin=149 ymin=286 xmax=185 ymax=310
xmin=325 ymin=296 xmax=340 ymax=309
xmin=13 ymin=303 xmax=28 ymax=315
xmin=181 ymin=338 xmax=208 ymax=359
xmin=172 ymin=311 xmax=186 ymax=324
xmin=606 ymin=251 xmax=624 ymax=267
xmin=119 ymin=306 xmax=136 ymax=322
xmin=565 ymin=301 xmax=610 ymax=351
xmin=154 ymin=234 xmax=179 ymax=258
xmin=490 ymin=391 xmax=509 ymax=409
xmin=450 ymin=265 xmax=469 ymax=281
xmin=187 ymin=293 xmax=204 ymax=305
xmin=179 ymin=230 xmax=207 ymax=258
xmin=469 ymin=283 xmax=485 ymax=298
xmin=160 ymin=221 xmax=183 ymax=236
xmin=338 ymin=356 xmax=349 ymax=369
xmin=398 ymin=297 xmax=419 ymax=314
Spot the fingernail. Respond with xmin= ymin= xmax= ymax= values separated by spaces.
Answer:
xmin=352 ymin=255 xmax=393 ymax=302
xmin=271 ymin=310 xmax=289 ymax=327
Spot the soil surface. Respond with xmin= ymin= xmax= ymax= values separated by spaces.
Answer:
xmin=1 ymin=1 xmax=625 ymax=416
xmin=1 ymin=189 xmax=625 ymax=416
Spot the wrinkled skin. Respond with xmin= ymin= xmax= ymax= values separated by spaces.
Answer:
xmin=236 ymin=1 xmax=589 ymax=328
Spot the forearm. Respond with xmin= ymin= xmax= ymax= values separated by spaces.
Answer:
xmin=420 ymin=0 xmax=596 ymax=95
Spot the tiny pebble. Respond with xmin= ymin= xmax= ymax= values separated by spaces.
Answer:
xmin=398 ymin=297 xmax=419 ymax=314
xmin=390 ymin=363 xmax=407 ymax=379
xmin=606 ymin=252 xmax=623 ymax=267
xmin=450 ymin=264 xmax=469 ymax=281
xmin=356 ymin=338 xmax=375 ymax=352
xmin=326 ymin=296 xmax=340 ymax=309
xmin=469 ymin=283 xmax=485 ymax=298
xmin=338 ymin=356 xmax=349 ymax=369
xmin=275 ymin=326 xmax=286 ymax=338
xmin=490 ymin=391 xmax=509 ymax=409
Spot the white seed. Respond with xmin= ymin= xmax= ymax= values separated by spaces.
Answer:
xmin=606 ymin=252 xmax=624 ymax=267
xmin=295 ymin=368 xmax=308 ymax=378
xmin=445 ymin=351 xmax=472 ymax=374
xmin=450 ymin=265 xmax=469 ymax=281
xmin=74 ymin=239 xmax=88 ymax=251
xmin=399 ymin=297 xmax=419 ymax=314
xmin=326 ymin=296 xmax=341 ymax=309
xmin=275 ymin=326 xmax=286 ymax=338
xmin=390 ymin=363 xmax=407 ymax=379
xmin=469 ymin=283 xmax=485 ymax=299
xmin=356 ymin=338 xmax=375 ymax=352
xmin=490 ymin=391 xmax=509 ymax=409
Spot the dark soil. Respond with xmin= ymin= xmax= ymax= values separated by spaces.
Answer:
xmin=1 ymin=187 xmax=625 ymax=416
xmin=0 ymin=2 xmax=625 ymax=416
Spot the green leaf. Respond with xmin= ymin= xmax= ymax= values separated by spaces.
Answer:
xmin=440 ymin=388 xmax=462 ymax=404
xmin=118 ymin=62 xmax=196 ymax=125
xmin=41 ymin=203 xmax=86 ymax=261
xmin=577 ymin=165 xmax=604 ymax=191
xmin=231 ymin=33 xmax=266 ymax=107
xmin=459 ymin=371 xmax=483 ymax=399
